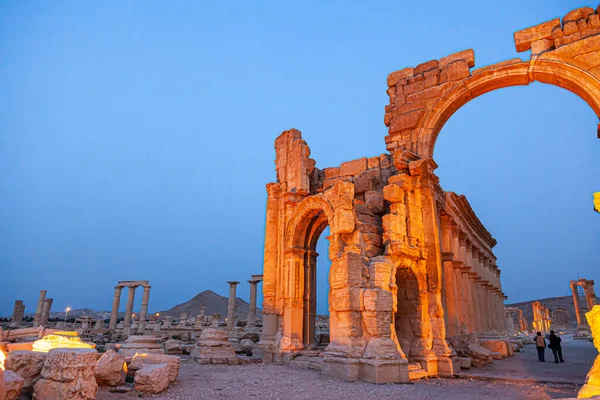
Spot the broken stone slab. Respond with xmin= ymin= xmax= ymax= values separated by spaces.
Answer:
xmin=95 ymin=350 xmax=126 ymax=387
xmin=465 ymin=343 xmax=492 ymax=367
xmin=129 ymin=353 xmax=180 ymax=383
xmin=5 ymin=350 xmax=46 ymax=394
xmin=134 ymin=364 xmax=170 ymax=394
xmin=479 ymin=339 xmax=508 ymax=358
xmin=4 ymin=370 xmax=24 ymax=400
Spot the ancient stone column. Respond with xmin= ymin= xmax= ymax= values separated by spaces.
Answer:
xmin=109 ymin=286 xmax=122 ymax=330
xmin=12 ymin=300 xmax=24 ymax=323
xmin=200 ymin=304 xmax=206 ymax=319
xmin=247 ymin=279 xmax=260 ymax=327
xmin=40 ymin=298 xmax=53 ymax=327
xmin=34 ymin=290 xmax=47 ymax=327
xmin=571 ymin=281 xmax=584 ymax=327
xmin=124 ymin=286 xmax=137 ymax=329
xmin=440 ymin=218 xmax=460 ymax=337
xmin=227 ymin=281 xmax=239 ymax=330
xmin=585 ymin=281 xmax=597 ymax=310
xmin=138 ymin=286 xmax=151 ymax=332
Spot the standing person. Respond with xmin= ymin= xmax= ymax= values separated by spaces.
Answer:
xmin=535 ymin=331 xmax=546 ymax=362
xmin=548 ymin=330 xmax=565 ymax=363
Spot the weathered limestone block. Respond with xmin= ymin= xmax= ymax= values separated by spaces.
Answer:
xmin=129 ymin=353 xmax=180 ymax=383
xmin=134 ymin=364 xmax=170 ymax=394
xmin=465 ymin=343 xmax=492 ymax=367
xmin=3 ymin=371 xmax=24 ymax=400
xmin=164 ymin=339 xmax=184 ymax=354
xmin=5 ymin=350 xmax=46 ymax=393
xmin=118 ymin=335 xmax=163 ymax=357
xmin=0 ymin=369 xmax=5 ymax=400
xmin=194 ymin=328 xmax=238 ymax=364
xmin=33 ymin=348 xmax=98 ymax=400
xmin=95 ymin=350 xmax=125 ymax=387
xmin=458 ymin=357 xmax=472 ymax=369
xmin=6 ymin=343 xmax=33 ymax=352
xmin=578 ymin=305 xmax=600 ymax=398
xmin=479 ymin=339 xmax=508 ymax=359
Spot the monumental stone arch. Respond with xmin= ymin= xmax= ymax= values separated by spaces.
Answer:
xmin=260 ymin=5 xmax=600 ymax=384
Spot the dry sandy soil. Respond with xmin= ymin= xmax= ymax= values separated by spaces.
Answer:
xmin=97 ymin=361 xmax=580 ymax=400
xmin=97 ymin=336 xmax=595 ymax=400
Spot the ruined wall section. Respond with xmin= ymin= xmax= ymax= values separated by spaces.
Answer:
xmin=384 ymin=6 xmax=600 ymax=158
xmin=307 ymin=153 xmax=396 ymax=259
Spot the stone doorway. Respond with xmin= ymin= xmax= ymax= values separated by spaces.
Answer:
xmin=395 ymin=268 xmax=420 ymax=360
xmin=300 ymin=212 xmax=329 ymax=349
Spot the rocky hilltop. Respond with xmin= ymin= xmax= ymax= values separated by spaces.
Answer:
xmin=157 ymin=290 xmax=261 ymax=320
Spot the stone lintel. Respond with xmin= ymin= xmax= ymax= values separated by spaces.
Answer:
xmin=118 ymin=280 xmax=150 ymax=288
xmin=251 ymin=274 xmax=264 ymax=282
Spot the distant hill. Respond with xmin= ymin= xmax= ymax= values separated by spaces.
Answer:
xmin=506 ymin=295 xmax=600 ymax=330
xmin=158 ymin=290 xmax=262 ymax=320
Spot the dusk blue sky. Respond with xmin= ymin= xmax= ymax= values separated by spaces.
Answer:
xmin=1 ymin=0 xmax=598 ymax=316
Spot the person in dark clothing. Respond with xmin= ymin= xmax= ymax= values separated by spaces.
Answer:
xmin=548 ymin=330 xmax=565 ymax=363
xmin=535 ymin=331 xmax=546 ymax=362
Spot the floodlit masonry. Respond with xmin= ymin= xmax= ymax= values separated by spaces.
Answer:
xmin=572 ymin=278 xmax=597 ymax=339
xmin=531 ymin=301 xmax=552 ymax=334
xmin=259 ymin=5 xmax=600 ymax=384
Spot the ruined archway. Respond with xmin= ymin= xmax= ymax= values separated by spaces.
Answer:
xmin=262 ymin=5 xmax=599 ymax=385
xmin=286 ymin=197 xmax=332 ymax=349
xmin=384 ymin=8 xmax=600 ymax=159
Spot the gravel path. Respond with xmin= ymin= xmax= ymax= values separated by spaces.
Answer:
xmin=97 ymin=361 xmax=580 ymax=400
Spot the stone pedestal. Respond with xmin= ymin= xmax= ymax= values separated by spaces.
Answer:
xmin=194 ymin=328 xmax=238 ymax=365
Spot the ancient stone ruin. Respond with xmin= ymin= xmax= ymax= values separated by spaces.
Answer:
xmin=109 ymin=280 xmax=151 ymax=334
xmin=531 ymin=301 xmax=552 ymax=334
xmin=259 ymin=5 xmax=600 ymax=384
xmin=572 ymin=278 xmax=597 ymax=339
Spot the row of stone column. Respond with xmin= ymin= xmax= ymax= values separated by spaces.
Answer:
xmin=226 ymin=275 xmax=263 ymax=330
xmin=32 ymin=290 xmax=53 ymax=327
xmin=440 ymin=217 xmax=506 ymax=338
xmin=109 ymin=284 xmax=151 ymax=332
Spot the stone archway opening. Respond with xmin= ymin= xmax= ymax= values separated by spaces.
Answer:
xmin=297 ymin=209 xmax=331 ymax=349
xmin=395 ymin=267 xmax=420 ymax=360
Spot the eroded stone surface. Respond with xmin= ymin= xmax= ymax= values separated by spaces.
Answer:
xmin=33 ymin=348 xmax=98 ymax=400
xmin=5 ymin=350 xmax=46 ymax=393
xmin=95 ymin=350 xmax=125 ymax=387
xmin=134 ymin=364 xmax=170 ymax=394
xmin=129 ymin=353 xmax=180 ymax=383
xmin=3 ymin=371 xmax=24 ymax=400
